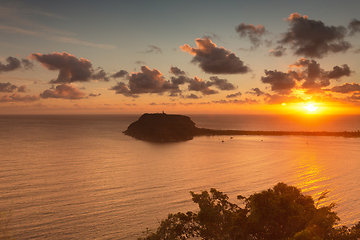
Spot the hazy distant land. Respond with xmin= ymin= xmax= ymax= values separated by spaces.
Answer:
xmin=124 ymin=113 xmax=360 ymax=142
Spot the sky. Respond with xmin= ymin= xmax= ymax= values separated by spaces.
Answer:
xmin=1 ymin=0 xmax=360 ymax=115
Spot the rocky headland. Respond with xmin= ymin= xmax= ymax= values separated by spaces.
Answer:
xmin=123 ymin=113 xmax=198 ymax=142
xmin=124 ymin=113 xmax=360 ymax=142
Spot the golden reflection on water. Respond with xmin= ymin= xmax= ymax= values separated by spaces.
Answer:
xmin=292 ymin=140 xmax=335 ymax=209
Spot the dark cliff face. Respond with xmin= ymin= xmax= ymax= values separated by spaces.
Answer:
xmin=124 ymin=113 xmax=198 ymax=142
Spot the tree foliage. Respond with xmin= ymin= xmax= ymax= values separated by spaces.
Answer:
xmin=139 ymin=183 xmax=360 ymax=240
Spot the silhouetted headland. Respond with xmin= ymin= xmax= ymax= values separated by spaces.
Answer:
xmin=124 ymin=113 xmax=198 ymax=142
xmin=124 ymin=113 xmax=360 ymax=142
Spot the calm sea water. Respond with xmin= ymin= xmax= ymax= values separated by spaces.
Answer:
xmin=0 ymin=114 xmax=360 ymax=239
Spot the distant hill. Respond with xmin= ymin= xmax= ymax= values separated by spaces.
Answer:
xmin=124 ymin=113 xmax=360 ymax=142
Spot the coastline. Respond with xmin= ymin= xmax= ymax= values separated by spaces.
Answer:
xmin=124 ymin=113 xmax=360 ymax=142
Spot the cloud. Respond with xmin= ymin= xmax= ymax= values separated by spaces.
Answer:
xmin=169 ymin=66 xmax=189 ymax=85
xmin=235 ymin=23 xmax=267 ymax=49
xmin=111 ymin=70 xmax=128 ymax=78
xmin=269 ymin=46 xmax=287 ymax=57
xmin=208 ymin=76 xmax=237 ymax=90
xmin=180 ymin=37 xmax=250 ymax=74
xmin=325 ymin=83 xmax=360 ymax=93
xmin=170 ymin=75 xmax=189 ymax=85
xmin=40 ymin=84 xmax=86 ymax=99
xmin=88 ymin=93 xmax=101 ymax=97
xmin=261 ymin=70 xmax=297 ymax=94
xmin=246 ymin=88 xmax=265 ymax=96
xmin=0 ymin=6 xmax=114 ymax=50
xmin=262 ymin=58 xmax=352 ymax=94
xmin=0 ymin=93 xmax=39 ymax=102
xmin=290 ymin=58 xmax=351 ymax=90
xmin=31 ymin=52 xmax=108 ymax=83
xmin=91 ymin=68 xmax=110 ymax=82
xmin=348 ymin=19 xmax=360 ymax=36
xmin=226 ymin=91 xmax=242 ymax=98
xmin=350 ymin=93 xmax=360 ymax=100
xmin=134 ymin=60 xmax=146 ymax=65
xmin=0 ymin=82 xmax=18 ymax=92
xmin=17 ymin=85 xmax=27 ymax=92
xmin=186 ymin=93 xmax=200 ymax=99
xmin=326 ymin=64 xmax=352 ymax=79
xmin=50 ymin=36 xmax=116 ymax=49
xmin=279 ymin=13 xmax=351 ymax=58
xmin=187 ymin=76 xmax=218 ymax=95
xmin=109 ymin=82 xmax=134 ymax=97
xmin=213 ymin=98 xmax=259 ymax=104
xmin=0 ymin=56 xmax=33 ymax=72
xmin=202 ymin=33 xmax=222 ymax=42
xmin=109 ymin=66 xmax=180 ymax=97
xmin=264 ymin=93 xmax=304 ymax=104
xmin=144 ymin=45 xmax=162 ymax=54
xmin=21 ymin=59 xmax=34 ymax=70
xmin=169 ymin=66 xmax=186 ymax=76
xmin=0 ymin=82 xmax=28 ymax=93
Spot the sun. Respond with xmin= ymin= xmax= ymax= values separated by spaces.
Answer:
xmin=303 ymin=103 xmax=318 ymax=112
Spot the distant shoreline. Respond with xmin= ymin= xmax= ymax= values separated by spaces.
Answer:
xmin=196 ymin=128 xmax=360 ymax=138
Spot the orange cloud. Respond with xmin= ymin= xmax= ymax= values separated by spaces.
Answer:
xmin=40 ymin=84 xmax=86 ymax=100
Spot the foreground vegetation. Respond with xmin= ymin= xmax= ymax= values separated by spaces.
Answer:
xmin=139 ymin=183 xmax=360 ymax=240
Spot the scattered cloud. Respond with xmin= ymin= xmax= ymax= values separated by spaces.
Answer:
xmin=325 ymin=83 xmax=360 ymax=93
xmin=109 ymin=82 xmax=134 ymax=97
xmin=111 ymin=70 xmax=128 ymax=78
xmin=188 ymin=76 xmax=218 ymax=95
xmin=169 ymin=66 xmax=186 ymax=76
xmin=50 ymin=36 xmax=116 ymax=49
xmin=348 ymin=19 xmax=360 ymax=36
xmin=226 ymin=91 xmax=242 ymax=98
xmin=261 ymin=70 xmax=297 ymax=95
xmin=350 ymin=92 xmax=360 ymax=100
xmin=262 ymin=58 xmax=352 ymax=94
xmin=0 ymin=5 xmax=114 ymax=50
xmin=264 ymin=93 xmax=304 ymax=104
xmin=109 ymin=66 xmax=180 ymax=97
xmin=290 ymin=58 xmax=351 ymax=90
xmin=0 ymin=82 xmax=18 ymax=92
xmin=0 ymin=56 xmax=34 ymax=72
xmin=235 ymin=23 xmax=267 ymax=49
xmin=246 ymin=88 xmax=265 ymax=96
xmin=31 ymin=52 xmax=108 ymax=83
xmin=149 ymin=102 xmax=176 ymax=106
xmin=40 ymin=84 xmax=86 ymax=99
xmin=213 ymin=98 xmax=259 ymax=104
xmin=186 ymin=93 xmax=200 ymax=99
xmin=279 ymin=13 xmax=351 ymax=58
xmin=88 ymin=93 xmax=101 ymax=97
xmin=0 ymin=82 xmax=28 ymax=93
xmin=0 ymin=93 xmax=39 ymax=102
xmin=269 ymin=46 xmax=287 ymax=57
xmin=17 ymin=85 xmax=27 ymax=92
xmin=170 ymin=75 xmax=189 ymax=85
xmin=180 ymin=37 xmax=250 ymax=74
xmin=209 ymin=76 xmax=237 ymax=90
xmin=91 ymin=68 xmax=110 ymax=82
xmin=143 ymin=45 xmax=162 ymax=54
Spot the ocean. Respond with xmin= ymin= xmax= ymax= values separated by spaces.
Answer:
xmin=0 ymin=114 xmax=360 ymax=239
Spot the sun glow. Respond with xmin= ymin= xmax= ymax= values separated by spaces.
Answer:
xmin=303 ymin=103 xmax=318 ymax=112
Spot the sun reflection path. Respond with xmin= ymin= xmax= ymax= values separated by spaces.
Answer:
xmin=294 ymin=150 xmax=333 ymax=208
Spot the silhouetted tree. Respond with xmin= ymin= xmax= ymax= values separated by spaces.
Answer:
xmin=139 ymin=183 xmax=360 ymax=240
